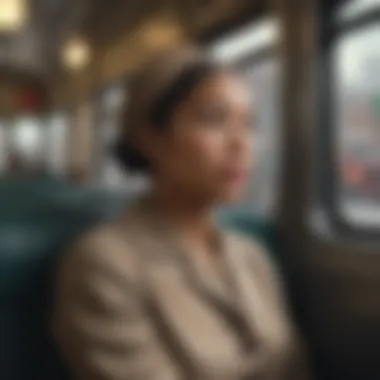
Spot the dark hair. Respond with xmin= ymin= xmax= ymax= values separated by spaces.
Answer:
xmin=114 ymin=61 xmax=225 ymax=173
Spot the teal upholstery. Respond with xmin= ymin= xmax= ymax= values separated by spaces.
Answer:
xmin=0 ymin=176 xmax=279 ymax=380
xmin=0 ymin=176 xmax=127 ymax=380
xmin=219 ymin=211 xmax=281 ymax=259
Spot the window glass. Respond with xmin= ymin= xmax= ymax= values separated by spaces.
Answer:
xmin=46 ymin=112 xmax=68 ymax=174
xmin=210 ymin=17 xmax=278 ymax=63
xmin=336 ymin=0 xmax=380 ymax=23
xmin=98 ymin=84 xmax=125 ymax=188
xmin=98 ymin=84 xmax=148 ymax=194
xmin=211 ymin=18 xmax=280 ymax=215
xmin=227 ymin=58 xmax=280 ymax=215
xmin=11 ymin=116 xmax=45 ymax=164
xmin=334 ymin=23 xmax=380 ymax=226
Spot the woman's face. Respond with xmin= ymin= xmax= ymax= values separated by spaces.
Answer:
xmin=146 ymin=70 xmax=254 ymax=204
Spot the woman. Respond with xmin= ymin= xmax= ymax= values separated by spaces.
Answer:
xmin=52 ymin=47 xmax=312 ymax=380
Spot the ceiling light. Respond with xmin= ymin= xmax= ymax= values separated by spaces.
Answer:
xmin=142 ymin=20 xmax=183 ymax=50
xmin=0 ymin=0 xmax=27 ymax=32
xmin=62 ymin=37 xmax=91 ymax=71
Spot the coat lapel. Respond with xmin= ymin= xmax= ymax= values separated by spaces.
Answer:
xmin=224 ymin=233 xmax=292 ymax=373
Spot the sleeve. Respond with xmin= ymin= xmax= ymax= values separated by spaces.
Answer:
xmin=51 ymin=232 xmax=176 ymax=380
xmin=247 ymin=240 xmax=315 ymax=380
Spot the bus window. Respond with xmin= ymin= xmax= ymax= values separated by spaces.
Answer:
xmin=210 ymin=17 xmax=278 ymax=64
xmin=333 ymin=5 xmax=380 ymax=227
xmin=97 ymin=84 xmax=148 ymax=194
xmin=336 ymin=0 xmax=380 ymax=23
xmin=46 ymin=113 xmax=69 ymax=175
xmin=236 ymin=58 xmax=280 ymax=215
xmin=210 ymin=18 xmax=280 ymax=215
xmin=11 ymin=116 xmax=45 ymax=168
xmin=97 ymin=84 xmax=126 ymax=189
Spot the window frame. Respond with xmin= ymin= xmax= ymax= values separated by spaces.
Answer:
xmin=318 ymin=0 xmax=380 ymax=240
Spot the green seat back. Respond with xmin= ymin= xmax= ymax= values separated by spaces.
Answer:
xmin=220 ymin=211 xmax=281 ymax=262
xmin=0 ymin=176 xmax=127 ymax=380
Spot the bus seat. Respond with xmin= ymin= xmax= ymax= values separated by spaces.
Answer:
xmin=220 ymin=211 xmax=281 ymax=262
xmin=0 ymin=176 xmax=127 ymax=380
xmin=0 ymin=176 xmax=281 ymax=380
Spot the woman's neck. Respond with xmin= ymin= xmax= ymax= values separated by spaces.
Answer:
xmin=149 ymin=185 xmax=217 ymax=253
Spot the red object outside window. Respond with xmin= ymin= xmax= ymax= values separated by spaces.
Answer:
xmin=12 ymin=90 xmax=46 ymax=112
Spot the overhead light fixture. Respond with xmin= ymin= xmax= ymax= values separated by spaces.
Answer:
xmin=62 ymin=37 xmax=91 ymax=71
xmin=0 ymin=0 xmax=28 ymax=32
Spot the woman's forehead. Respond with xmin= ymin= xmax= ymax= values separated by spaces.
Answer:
xmin=189 ymin=71 xmax=253 ymax=108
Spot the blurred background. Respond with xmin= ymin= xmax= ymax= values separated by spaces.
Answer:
xmin=0 ymin=0 xmax=379 ymax=220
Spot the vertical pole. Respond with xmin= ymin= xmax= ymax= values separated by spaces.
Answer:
xmin=272 ymin=0 xmax=318 ymax=252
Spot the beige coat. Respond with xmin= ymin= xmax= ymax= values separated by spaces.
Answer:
xmin=52 ymin=199 xmax=312 ymax=380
